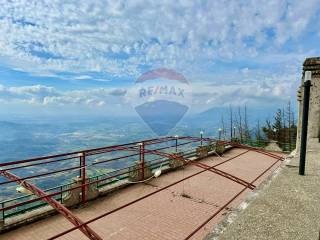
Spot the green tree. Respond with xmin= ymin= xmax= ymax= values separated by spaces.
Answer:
xmin=273 ymin=109 xmax=282 ymax=142
xmin=261 ymin=104 xmax=297 ymax=151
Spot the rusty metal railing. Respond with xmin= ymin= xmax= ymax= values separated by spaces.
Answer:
xmin=0 ymin=136 xmax=208 ymax=222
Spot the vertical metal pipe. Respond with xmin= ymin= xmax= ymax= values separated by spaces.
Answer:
xmin=79 ymin=155 xmax=82 ymax=178
xmin=175 ymin=139 xmax=178 ymax=152
xmin=299 ymin=79 xmax=312 ymax=175
xmin=60 ymin=186 xmax=63 ymax=204
xmin=80 ymin=152 xmax=86 ymax=203
xmin=140 ymin=142 xmax=145 ymax=180
xmin=1 ymin=202 xmax=4 ymax=222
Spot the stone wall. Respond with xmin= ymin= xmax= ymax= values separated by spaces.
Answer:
xmin=296 ymin=57 xmax=320 ymax=154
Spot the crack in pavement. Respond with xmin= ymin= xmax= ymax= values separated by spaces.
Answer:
xmin=144 ymin=180 xmax=225 ymax=208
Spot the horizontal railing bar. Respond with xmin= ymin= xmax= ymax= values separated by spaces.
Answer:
xmin=0 ymin=136 xmax=178 ymax=167
xmin=85 ymin=137 xmax=176 ymax=156
xmin=0 ymin=158 xmax=174 ymax=212
xmin=2 ymin=155 xmax=79 ymax=171
xmin=0 ymin=183 xmax=72 ymax=204
xmin=92 ymin=140 xmax=198 ymax=166
xmin=0 ymin=165 xmax=81 ymax=186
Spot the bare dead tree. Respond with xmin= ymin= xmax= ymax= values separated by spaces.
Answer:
xmin=238 ymin=106 xmax=243 ymax=142
xmin=229 ymin=105 xmax=233 ymax=139
xmin=255 ymin=120 xmax=263 ymax=143
xmin=287 ymin=101 xmax=292 ymax=151
xmin=221 ymin=115 xmax=226 ymax=140
xmin=284 ymin=106 xmax=288 ymax=145
xmin=244 ymin=105 xmax=251 ymax=141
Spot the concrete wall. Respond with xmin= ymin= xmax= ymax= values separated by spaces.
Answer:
xmin=296 ymin=57 xmax=320 ymax=153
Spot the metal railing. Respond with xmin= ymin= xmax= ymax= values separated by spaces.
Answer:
xmin=0 ymin=137 xmax=286 ymax=223
xmin=0 ymin=136 xmax=206 ymax=221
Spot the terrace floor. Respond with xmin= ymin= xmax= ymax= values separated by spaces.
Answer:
xmin=0 ymin=147 xmax=285 ymax=240
xmin=210 ymin=148 xmax=320 ymax=240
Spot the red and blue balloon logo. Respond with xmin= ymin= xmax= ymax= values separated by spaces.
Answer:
xmin=128 ymin=68 xmax=192 ymax=136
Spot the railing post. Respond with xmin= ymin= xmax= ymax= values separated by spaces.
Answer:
xmin=79 ymin=152 xmax=86 ymax=203
xmin=60 ymin=186 xmax=63 ymax=204
xmin=174 ymin=135 xmax=178 ymax=152
xmin=139 ymin=142 xmax=145 ymax=180
xmin=0 ymin=202 xmax=4 ymax=229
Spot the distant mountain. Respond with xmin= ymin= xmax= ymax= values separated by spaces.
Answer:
xmin=193 ymin=105 xmax=284 ymax=126
xmin=135 ymin=100 xmax=188 ymax=136
xmin=0 ymin=120 xmax=23 ymax=128
xmin=0 ymin=103 xmax=297 ymax=164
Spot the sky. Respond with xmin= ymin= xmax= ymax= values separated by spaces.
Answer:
xmin=0 ymin=0 xmax=319 ymax=119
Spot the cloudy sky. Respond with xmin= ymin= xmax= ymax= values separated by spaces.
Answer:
xmin=0 ymin=0 xmax=319 ymax=118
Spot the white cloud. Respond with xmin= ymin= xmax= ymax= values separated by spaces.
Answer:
xmin=0 ymin=0 xmax=318 ymax=117
xmin=189 ymin=69 xmax=298 ymax=113
xmin=0 ymin=84 xmax=128 ymax=107
xmin=0 ymin=0 xmax=318 ymax=78
xmin=73 ymin=75 xmax=92 ymax=80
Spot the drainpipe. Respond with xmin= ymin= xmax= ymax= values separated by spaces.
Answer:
xmin=299 ymin=71 xmax=312 ymax=176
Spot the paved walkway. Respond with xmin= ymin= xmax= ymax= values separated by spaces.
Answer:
xmin=0 ymin=148 xmax=282 ymax=240
xmin=206 ymin=149 xmax=320 ymax=240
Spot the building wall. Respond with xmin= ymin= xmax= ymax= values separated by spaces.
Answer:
xmin=296 ymin=57 xmax=320 ymax=153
